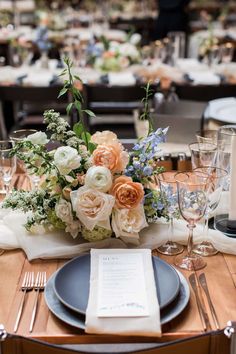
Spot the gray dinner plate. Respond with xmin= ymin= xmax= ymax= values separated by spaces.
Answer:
xmin=53 ymin=254 xmax=180 ymax=314
xmin=45 ymin=270 xmax=189 ymax=328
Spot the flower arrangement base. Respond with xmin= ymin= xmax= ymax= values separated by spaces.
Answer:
xmin=214 ymin=214 xmax=236 ymax=238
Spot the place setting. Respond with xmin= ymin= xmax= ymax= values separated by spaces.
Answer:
xmin=44 ymin=249 xmax=190 ymax=335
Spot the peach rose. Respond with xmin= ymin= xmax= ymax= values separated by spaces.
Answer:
xmin=111 ymin=176 xmax=144 ymax=209
xmin=92 ymin=144 xmax=128 ymax=173
xmin=91 ymin=131 xmax=119 ymax=146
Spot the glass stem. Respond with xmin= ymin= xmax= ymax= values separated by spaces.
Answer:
xmin=204 ymin=216 xmax=209 ymax=240
xmin=168 ymin=217 xmax=174 ymax=243
xmin=186 ymin=222 xmax=196 ymax=257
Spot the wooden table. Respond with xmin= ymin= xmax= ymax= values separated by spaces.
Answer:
xmin=0 ymin=249 xmax=236 ymax=345
xmin=1 ymin=175 xmax=236 ymax=345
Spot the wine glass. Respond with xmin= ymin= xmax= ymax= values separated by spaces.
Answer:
xmin=189 ymin=142 xmax=217 ymax=170
xmin=0 ymin=140 xmax=17 ymax=195
xmin=195 ymin=130 xmax=218 ymax=145
xmin=8 ymin=129 xmax=39 ymax=189
xmin=156 ymin=172 xmax=184 ymax=255
xmin=192 ymin=166 xmax=228 ymax=256
xmin=221 ymin=42 xmax=234 ymax=65
xmin=174 ymin=171 xmax=209 ymax=271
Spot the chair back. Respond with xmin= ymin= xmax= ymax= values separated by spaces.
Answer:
xmin=0 ymin=330 xmax=230 ymax=354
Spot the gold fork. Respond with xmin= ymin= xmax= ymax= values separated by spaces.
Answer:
xmin=14 ymin=272 xmax=34 ymax=333
xmin=29 ymin=271 xmax=47 ymax=332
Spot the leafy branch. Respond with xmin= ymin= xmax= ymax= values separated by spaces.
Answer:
xmin=58 ymin=57 xmax=96 ymax=152
xmin=140 ymin=82 xmax=154 ymax=135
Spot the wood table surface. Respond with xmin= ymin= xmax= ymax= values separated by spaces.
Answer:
xmin=1 ymin=174 xmax=236 ymax=344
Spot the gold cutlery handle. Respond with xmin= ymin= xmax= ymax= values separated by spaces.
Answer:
xmin=189 ymin=274 xmax=211 ymax=331
xmin=199 ymin=273 xmax=220 ymax=330
xmin=29 ymin=289 xmax=40 ymax=333
xmin=14 ymin=289 xmax=27 ymax=333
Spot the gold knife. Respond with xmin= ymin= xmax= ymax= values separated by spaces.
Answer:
xmin=189 ymin=273 xmax=211 ymax=331
xmin=199 ymin=273 xmax=220 ymax=330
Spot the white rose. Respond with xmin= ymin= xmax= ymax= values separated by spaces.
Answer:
xmin=65 ymin=220 xmax=81 ymax=239
xmin=55 ymin=198 xmax=73 ymax=224
xmin=129 ymin=33 xmax=141 ymax=45
xmin=85 ymin=166 xmax=112 ymax=192
xmin=26 ymin=131 xmax=49 ymax=145
xmin=112 ymin=205 xmax=148 ymax=239
xmin=54 ymin=146 xmax=81 ymax=175
xmin=70 ymin=186 xmax=115 ymax=231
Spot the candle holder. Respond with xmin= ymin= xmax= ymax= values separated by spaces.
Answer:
xmin=215 ymin=125 xmax=236 ymax=238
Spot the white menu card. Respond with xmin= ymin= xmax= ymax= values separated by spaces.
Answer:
xmin=97 ymin=252 xmax=149 ymax=317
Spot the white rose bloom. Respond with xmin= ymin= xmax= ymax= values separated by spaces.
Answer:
xmin=25 ymin=131 xmax=49 ymax=145
xmin=65 ymin=220 xmax=81 ymax=239
xmin=54 ymin=146 xmax=81 ymax=175
xmin=55 ymin=198 xmax=73 ymax=224
xmin=70 ymin=186 xmax=115 ymax=231
xmin=129 ymin=33 xmax=141 ymax=45
xmin=85 ymin=166 xmax=112 ymax=192
xmin=112 ymin=205 xmax=148 ymax=239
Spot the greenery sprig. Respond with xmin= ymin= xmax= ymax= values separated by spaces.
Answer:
xmin=139 ymin=81 xmax=154 ymax=135
xmin=58 ymin=57 xmax=96 ymax=153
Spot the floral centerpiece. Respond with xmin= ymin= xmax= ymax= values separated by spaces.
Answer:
xmin=87 ymin=33 xmax=141 ymax=72
xmin=3 ymin=58 xmax=168 ymax=243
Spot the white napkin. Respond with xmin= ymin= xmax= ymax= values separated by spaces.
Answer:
xmin=108 ymin=72 xmax=136 ymax=86
xmin=188 ymin=71 xmax=220 ymax=85
xmin=1 ymin=190 xmax=236 ymax=260
xmin=23 ymin=72 xmax=54 ymax=87
xmin=85 ymin=249 xmax=161 ymax=337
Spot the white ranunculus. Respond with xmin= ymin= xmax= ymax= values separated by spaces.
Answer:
xmin=112 ymin=205 xmax=148 ymax=239
xmin=55 ymin=198 xmax=73 ymax=224
xmin=54 ymin=146 xmax=81 ymax=175
xmin=25 ymin=131 xmax=49 ymax=145
xmin=70 ymin=186 xmax=115 ymax=231
xmin=85 ymin=166 xmax=112 ymax=192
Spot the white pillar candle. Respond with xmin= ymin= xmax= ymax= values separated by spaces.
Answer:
xmin=229 ymin=134 xmax=236 ymax=221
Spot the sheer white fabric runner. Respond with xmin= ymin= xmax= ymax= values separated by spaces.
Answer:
xmin=0 ymin=204 xmax=236 ymax=260
xmin=85 ymin=249 xmax=161 ymax=336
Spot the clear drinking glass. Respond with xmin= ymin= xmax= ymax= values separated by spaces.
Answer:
xmin=192 ymin=166 xmax=228 ymax=256
xmin=0 ymin=140 xmax=16 ymax=195
xmin=221 ymin=42 xmax=234 ymax=64
xmin=189 ymin=142 xmax=218 ymax=169
xmin=174 ymin=171 xmax=209 ymax=271
xmin=156 ymin=172 xmax=184 ymax=255
xmin=8 ymin=129 xmax=38 ymax=189
xmin=195 ymin=130 xmax=218 ymax=145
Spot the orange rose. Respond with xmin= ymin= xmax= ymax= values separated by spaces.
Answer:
xmin=92 ymin=144 xmax=128 ymax=173
xmin=111 ymin=176 xmax=144 ymax=209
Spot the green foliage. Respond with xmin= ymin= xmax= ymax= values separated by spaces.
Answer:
xmin=58 ymin=57 xmax=96 ymax=151
xmin=139 ymin=82 xmax=154 ymax=134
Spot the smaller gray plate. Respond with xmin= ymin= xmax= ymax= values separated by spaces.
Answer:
xmin=45 ymin=270 xmax=189 ymax=328
xmin=54 ymin=254 xmax=180 ymax=315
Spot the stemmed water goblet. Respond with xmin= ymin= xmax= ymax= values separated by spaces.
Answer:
xmin=8 ymin=129 xmax=40 ymax=189
xmin=156 ymin=171 xmax=184 ymax=255
xmin=189 ymin=142 xmax=218 ymax=170
xmin=0 ymin=140 xmax=17 ymax=195
xmin=174 ymin=171 xmax=210 ymax=271
xmin=192 ymin=166 xmax=228 ymax=256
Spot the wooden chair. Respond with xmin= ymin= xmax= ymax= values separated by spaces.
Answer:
xmin=0 ymin=329 xmax=231 ymax=354
xmin=151 ymin=100 xmax=207 ymax=144
xmin=0 ymin=85 xmax=68 ymax=134
xmin=175 ymin=83 xmax=236 ymax=102
xmin=82 ymin=83 xmax=155 ymax=137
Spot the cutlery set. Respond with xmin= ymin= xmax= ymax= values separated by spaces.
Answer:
xmin=189 ymin=272 xmax=220 ymax=332
xmin=14 ymin=271 xmax=47 ymax=333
